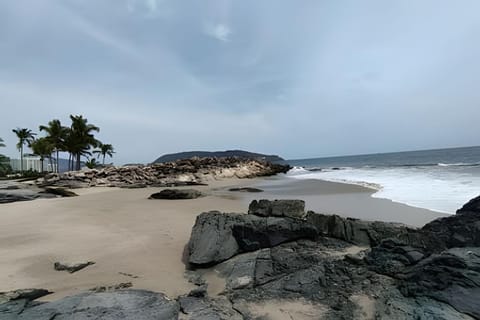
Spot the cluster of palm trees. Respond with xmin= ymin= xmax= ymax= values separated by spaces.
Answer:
xmin=11 ymin=115 xmax=115 ymax=174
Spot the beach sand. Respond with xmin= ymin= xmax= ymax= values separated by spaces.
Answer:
xmin=0 ymin=176 xmax=447 ymax=302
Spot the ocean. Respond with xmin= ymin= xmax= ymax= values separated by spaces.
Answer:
xmin=287 ymin=146 xmax=480 ymax=214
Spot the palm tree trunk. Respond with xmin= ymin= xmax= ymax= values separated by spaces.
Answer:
xmin=76 ymin=153 xmax=81 ymax=170
xmin=56 ymin=149 xmax=59 ymax=173
xmin=20 ymin=146 xmax=24 ymax=174
xmin=103 ymin=154 xmax=105 ymax=166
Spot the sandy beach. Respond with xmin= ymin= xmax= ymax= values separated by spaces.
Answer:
xmin=0 ymin=176 xmax=447 ymax=302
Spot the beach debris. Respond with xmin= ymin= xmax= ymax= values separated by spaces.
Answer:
xmin=119 ymin=272 xmax=140 ymax=279
xmin=228 ymin=187 xmax=264 ymax=193
xmin=149 ymin=189 xmax=204 ymax=200
xmin=54 ymin=261 xmax=95 ymax=273
xmin=248 ymin=199 xmax=306 ymax=219
xmin=90 ymin=282 xmax=133 ymax=293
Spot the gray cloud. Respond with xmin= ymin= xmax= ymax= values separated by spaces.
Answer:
xmin=1 ymin=0 xmax=480 ymax=164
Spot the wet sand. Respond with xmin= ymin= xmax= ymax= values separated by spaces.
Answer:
xmin=0 ymin=176 xmax=447 ymax=302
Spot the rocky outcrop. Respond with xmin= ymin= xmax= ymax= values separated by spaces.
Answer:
xmin=39 ymin=157 xmax=291 ymax=188
xmin=248 ymin=199 xmax=306 ymax=219
xmin=149 ymin=189 xmax=204 ymax=200
xmin=187 ymin=211 xmax=317 ymax=266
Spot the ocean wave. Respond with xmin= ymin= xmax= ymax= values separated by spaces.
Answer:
xmin=438 ymin=162 xmax=480 ymax=167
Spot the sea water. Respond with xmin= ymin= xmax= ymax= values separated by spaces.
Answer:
xmin=287 ymin=146 xmax=480 ymax=214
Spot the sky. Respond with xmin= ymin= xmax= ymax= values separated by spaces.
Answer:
xmin=1 ymin=0 xmax=480 ymax=164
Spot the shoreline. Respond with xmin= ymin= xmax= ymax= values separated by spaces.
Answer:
xmin=0 ymin=175 xmax=447 ymax=302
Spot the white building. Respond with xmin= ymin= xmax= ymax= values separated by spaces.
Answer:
xmin=10 ymin=155 xmax=57 ymax=172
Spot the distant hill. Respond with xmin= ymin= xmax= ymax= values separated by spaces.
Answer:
xmin=153 ymin=150 xmax=285 ymax=164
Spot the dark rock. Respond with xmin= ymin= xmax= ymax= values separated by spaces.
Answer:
xmin=420 ymin=197 xmax=480 ymax=252
xmin=228 ymin=187 xmax=263 ymax=193
xmin=248 ymin=199 xmax=306 ymax=219
xmin=187 ymin=211 xmax=317 ymax=266
xmin=306 ymin=211 xmax=420 ymax=246
xmin=149 ymin=189 xmax=204 ymax=200
xmin=397 ymin=247 xmax=480 ymax=319
xmin=41 ymin=187 xmax=78 ymax=197
xmin=13 ymin=290 xmax=179 ymax=320
xmin=54 ymin=261 xmax=95 ymax=273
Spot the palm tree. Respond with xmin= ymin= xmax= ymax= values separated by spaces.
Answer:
xmin=67 ymin=115 xmax=100 ymax=171
xmin=30 ymin=137 xmax=54 ymax=172
xmin=39 ymin=119 xmax=68 ymax=173
xmin=93 ymin=143 xmax=115 ymax=165
xmin=12 ymin=128 xmax=36 ymax=174
xmin=0 ymin=137 xmax=5 ymax=148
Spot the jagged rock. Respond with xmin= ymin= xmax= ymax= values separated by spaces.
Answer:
xmin=54 ymin=261 xmax=95 ymax=273
xmin=248 ymin=199 xmax=306 ymax=219
xmin=228 ymin=187 xmax=263 ymax=193
xmin=149 ymin=189 xmax=204 ymax=200
xmin=306 ymin=211 xmax=420 ymax=246
xmin=397 ymin=247 xmax=480 ymax=319
xmin=420 ymin=196 xmax=480 ymax=252
xmin=41 ymin=187 xmax=78 ymax=197
xmin=187 ymin=211 xmax=317 ymax=266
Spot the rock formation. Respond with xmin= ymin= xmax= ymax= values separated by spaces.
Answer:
xmin=39 ymin=157 xmax=291 ymax=189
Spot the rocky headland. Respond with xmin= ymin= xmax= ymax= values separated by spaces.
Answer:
xmin=2 ymin=196 xmax=480 ymax=319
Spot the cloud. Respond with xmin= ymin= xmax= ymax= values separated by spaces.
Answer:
xmin=204 ymin=23 xmax=232 ymax=42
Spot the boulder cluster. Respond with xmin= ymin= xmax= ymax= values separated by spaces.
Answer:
xmin=39 ymin=157 xmax=291 ymax=189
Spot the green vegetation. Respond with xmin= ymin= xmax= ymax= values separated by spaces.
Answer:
xmin=0 ymin=138 xmax=12 ymax=177
xmin=4 ymin=115 xmax=114 ymax=176
xmin=12 ymin=128 xmax=37 ymax=174
xmin=93 ymin=143 xmax=115 ymax=165
xmin=85 ymin=158 xmax=99 ymax=169
xmin=30 ymin=137 xmax=54 ymax=173
xmin=39 ymin=119 xmax=68 ymax=173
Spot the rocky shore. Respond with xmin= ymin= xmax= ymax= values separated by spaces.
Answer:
xmin=2 ymin=196 xmax=479 ymax=319
xmin=39 ymin=157 xmax=291 ymax=189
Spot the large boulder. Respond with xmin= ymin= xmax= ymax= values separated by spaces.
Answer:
xmin=187 ymin=211 xmax=318 ymax=267
xmin=248 ymin=199 xmax=306 ymax=219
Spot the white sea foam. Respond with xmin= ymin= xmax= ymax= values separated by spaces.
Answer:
xmin=286 ymin=166 xmax=480 ymax=214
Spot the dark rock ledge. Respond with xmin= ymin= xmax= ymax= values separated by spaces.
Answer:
xmin=2 ymin=197 xmax=480 ymax=319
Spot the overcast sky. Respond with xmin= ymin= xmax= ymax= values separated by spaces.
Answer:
xmin=1 ymin=0 xmax=480 ymax=164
